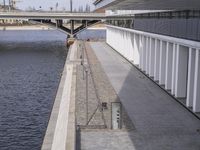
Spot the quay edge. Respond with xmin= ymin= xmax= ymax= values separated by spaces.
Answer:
xmin=41 ymin=41 xmax=77 ymax=150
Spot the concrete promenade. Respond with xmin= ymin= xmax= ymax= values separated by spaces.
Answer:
xmin=41 ymin=40 xmax=200 ymax=150
xmin=89 ymin=42 xmax=200 ymax=150
xmin=76 ymin=41 xmax=136 ymax=150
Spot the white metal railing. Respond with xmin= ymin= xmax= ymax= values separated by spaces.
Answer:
xmin=106 ymin=24 xmax=200 ymax=113
xmin=106 ymin=24 xmax=200 ymax=49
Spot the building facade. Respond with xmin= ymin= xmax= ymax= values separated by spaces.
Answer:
xmin=94 ymin=0 xmax=200 ymax=113
xmin=0 ymin=5 xmax=27 ymax=25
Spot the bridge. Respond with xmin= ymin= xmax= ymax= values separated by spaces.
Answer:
xmin=94 ymin=0 xmax=200 ymax=10
xmin=0 ymin=12 xmax=132 ymax=37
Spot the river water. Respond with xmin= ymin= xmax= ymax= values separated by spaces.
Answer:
xmin=0 ymin=29 xmax=106 ymax=150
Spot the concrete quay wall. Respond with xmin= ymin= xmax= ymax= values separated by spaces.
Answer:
xmin=41 ymin=42 xmax=77 ymax=150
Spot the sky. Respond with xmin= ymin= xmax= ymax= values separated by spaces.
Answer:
xmin=1 ymin=0 xmax=94 ymax=11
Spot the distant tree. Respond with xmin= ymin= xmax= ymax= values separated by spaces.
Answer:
xmin=78 ymin=6 xmax=83 ymax=12
xmin=39 ymin=6 xmax=42 ymax=11
xmin=88 ymin=5 xmax=91 ymax=12
xmin=62 ymin=7 xmax=66 ymax=11
xmin=85 ymin=4 xmax=90 ymax=12
xmin=50 ymin=7 xmax=53 ymax=11
xmin=26 ymin=6 xmax=36 ymax=11
xmin=26 ymin=6 xmax=33 ymax=11
xmin=55 ymin=2 xmax=58 ymax=11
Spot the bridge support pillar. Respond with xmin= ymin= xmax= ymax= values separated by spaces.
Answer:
xmin=67 ymin=35 xmax=76 ymax=47
xmin=70 ymin=20 xmax=74 ymax=35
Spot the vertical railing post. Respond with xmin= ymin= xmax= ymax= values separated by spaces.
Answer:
xmin=85 ymin=68 xmax=89 ymax=125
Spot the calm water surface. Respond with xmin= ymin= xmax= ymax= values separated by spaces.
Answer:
xmin=0 ymin=29 xmax=105 ymax=150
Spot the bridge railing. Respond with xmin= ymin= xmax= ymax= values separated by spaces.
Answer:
xmin=106 ymin=24 xmax=200 ymax=113
xmin=0 ymin=10 xmax=104 ymax=14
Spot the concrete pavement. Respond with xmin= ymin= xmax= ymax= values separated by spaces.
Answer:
xmin=77 ymin=41 xmax=135 ymax=150
xmin=89 ymin=42 xmax=200 ymax=150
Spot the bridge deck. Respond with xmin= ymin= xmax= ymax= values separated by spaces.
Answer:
xmin=89 ymin=41 xmax=200 ymax=150
xmin=0 ymin=12 xmax=133 ymax=20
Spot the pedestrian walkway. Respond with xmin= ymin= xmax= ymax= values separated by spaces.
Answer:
xmin=89 ymin=42 xmax=200 ymax=150
xmin=76 ymin=41 xmax=136 ymax=150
